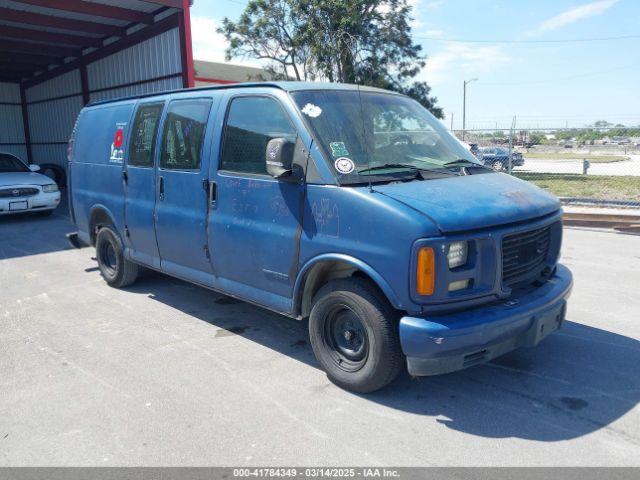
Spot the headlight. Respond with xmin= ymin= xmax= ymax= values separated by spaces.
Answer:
xmin=42 ymin=184 xmax=58 ymax=193
xmin=447 ymin=241 xmax=468 ymax=269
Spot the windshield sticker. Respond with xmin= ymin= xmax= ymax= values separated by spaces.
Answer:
xmin=334 ymin=157 xmax=355 ymax=174
xmin=301 ymin=103 xmax=322 ymax=118
xmin=329 ymin=142 xmax=350 ymax=157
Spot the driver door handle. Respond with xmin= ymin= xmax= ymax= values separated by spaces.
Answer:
xmin=207 ymin=180 xmax=217 ymax=208
xmin=158 ymin=175 xmax=165 ymax=201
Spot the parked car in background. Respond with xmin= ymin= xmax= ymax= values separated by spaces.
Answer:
xmin=0 ymin=153 xmax=61 ymax=216
xmin=468 ymin=143 xmax=482 ymax=159
xmin=479 ymin=147 xmax=524 ymax=171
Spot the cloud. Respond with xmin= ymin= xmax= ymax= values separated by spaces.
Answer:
xmin=422 ymin=29 xmax=445 ymax=37
xmin=191 ymin=16 xmax=266 ymax=68
xmin=534 ymin=0 xmax=619 ymax=33
xmin=424 ymin=0 xmax=446 ymax=8
xmin=420 ymin=43 xmax=511 ymax=86
xmin=190 ymin=16 xmax=228 ymax=62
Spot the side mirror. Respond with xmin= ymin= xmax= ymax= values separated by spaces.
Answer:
xmin=29 ymin=164 xmax=41 ymax=172
xmin=266 ymin=138 xmax=294 ymax=179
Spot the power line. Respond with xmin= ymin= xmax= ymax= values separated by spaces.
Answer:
xmin=476 ymin=61 xmax=640 ymax=86
xmin=415 ymin=34 xmax=640 ymax=44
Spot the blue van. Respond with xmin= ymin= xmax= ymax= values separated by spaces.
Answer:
xmin=68 ymin=82 xmax=572 ymax=393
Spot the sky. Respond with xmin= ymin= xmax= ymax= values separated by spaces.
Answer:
xmin=190 ymin=0 xmax=640 ymax=130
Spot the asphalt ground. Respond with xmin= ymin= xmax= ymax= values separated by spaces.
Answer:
xmin=1 ymin=205 xmax=639 ymax=466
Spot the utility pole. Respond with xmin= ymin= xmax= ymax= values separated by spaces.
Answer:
xmin=450 ymin=112 xmax=454 ymax=131
xmin=462 ymin=78 xmax=478 ymax=141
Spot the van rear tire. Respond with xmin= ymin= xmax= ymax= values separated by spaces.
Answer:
xmin=95 ymin=226 xmax=139 ymax=288
xmin=308 ymin=278 xmax=403 ymax=393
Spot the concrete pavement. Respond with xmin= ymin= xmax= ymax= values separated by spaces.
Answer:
xmin=1 ymin=211 xmax=639 ymax=466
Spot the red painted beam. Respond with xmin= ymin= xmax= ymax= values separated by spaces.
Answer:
xmin=0 ymin=76 xmax=24 ymax=83
xmin=0 ymin=63 xmax=43 ymax=73
xmin=178 ymin=0 xmax=195 ymax=87
xmin=15 ymin=0 xmax=155 ymax=24
xmin=23 ymin=12 xmax=182 ymax=89
xmin=0 ymin=7 xmax=127 ymax=36
xmin=0 ymin=52 xmax=60 ymax=66
xmin=20 ymin=85 xmax=33 ymax=164
xmin=0 ymin=25 xmax=103 ymax=49
xmin=0 ymin=39 xmax=80 ymax=58
xmin=195 ymin=77 xmax=237 ymax=85
xmin=140 ymin=0 xmax=183 ymax=8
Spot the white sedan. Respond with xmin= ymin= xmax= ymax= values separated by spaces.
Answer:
xmin=0 ymin=153 xmax=61 ymax=216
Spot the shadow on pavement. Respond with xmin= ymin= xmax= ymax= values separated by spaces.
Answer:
xmin=0 ymin=193 xmax=71 ymax=261
xmin=128 ymin=270 xmax=640 ymax=443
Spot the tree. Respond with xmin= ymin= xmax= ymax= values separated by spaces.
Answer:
xmin=218 ymin=0 xmax=443 ymax=118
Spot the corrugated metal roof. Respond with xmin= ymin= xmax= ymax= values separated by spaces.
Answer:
xmin=0 ymin=0 xmax=183 ymax=84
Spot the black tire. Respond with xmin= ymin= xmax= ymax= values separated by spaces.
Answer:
xmin=95 ymin=226 xmax=139 ymax=288
xmin=492 ymin=160 xmax=504 ymax=171
xmin=308 ymin=277 xmax=403 ymax=393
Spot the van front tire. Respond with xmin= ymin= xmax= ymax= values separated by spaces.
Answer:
xmin=95 ymin=227 xmax=139 ymax=288
xmin=309 ymin=278 xmax=403 ymax=393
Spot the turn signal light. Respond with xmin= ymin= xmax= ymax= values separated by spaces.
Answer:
xmin=416 ymin=247 xmax=435 ymax=296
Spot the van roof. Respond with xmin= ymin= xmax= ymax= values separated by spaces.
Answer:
xmin=87 ymin=81 xmax=397 ymax=107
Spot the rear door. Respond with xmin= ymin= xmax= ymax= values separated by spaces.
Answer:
xmin=124 ymin=101 xmax=164 ymax=267
xmin=154 ymin=97 xmax=216 ymax=278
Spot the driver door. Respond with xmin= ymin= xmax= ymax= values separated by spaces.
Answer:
xmin=207 ymin=94 xmax=304 ymax=305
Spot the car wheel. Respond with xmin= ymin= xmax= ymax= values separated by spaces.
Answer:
xmin=492 ymin=160 xmax=504 ymax=171
xmin=95 ymin=226 xmax=139 ymax=288
xmin=308 ymin=277 xmax=403 ymax=393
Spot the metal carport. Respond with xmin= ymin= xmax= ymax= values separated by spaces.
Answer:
xmin=0 ymin=0 xmax=194 ymax=179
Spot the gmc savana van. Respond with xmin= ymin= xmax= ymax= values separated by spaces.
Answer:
xmin=68 ymin=82 xmax=572 ymax=392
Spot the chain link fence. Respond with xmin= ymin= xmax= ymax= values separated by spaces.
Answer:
xmin=453 ymin=127 xmax=640 ymax=208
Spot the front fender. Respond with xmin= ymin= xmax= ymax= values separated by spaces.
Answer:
xmin=293 ymin=253 xmax=402 ymax=315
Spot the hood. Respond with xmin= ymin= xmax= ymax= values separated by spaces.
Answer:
xmin=374 ymin=173 xmax=560 ymax=233
xmin=0 ymin=172 xmax=53 ymax=187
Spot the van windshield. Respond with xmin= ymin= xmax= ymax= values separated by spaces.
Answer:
xmin=291 ymin=90 xmax=482 ymax=184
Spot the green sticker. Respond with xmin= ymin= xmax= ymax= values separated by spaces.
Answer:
xmin=330 ymin=142 xmax=350 ymax=157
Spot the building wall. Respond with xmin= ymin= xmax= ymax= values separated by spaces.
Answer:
xmin=25 ymin=70 xmax=83 ymax=166
xmin=0 ymin=82 xmax=27 ymax=163
xmin=88 ymin=28 xmax=183 ymax=103
xmin=16 ymin=24 xmax=184 ymax=169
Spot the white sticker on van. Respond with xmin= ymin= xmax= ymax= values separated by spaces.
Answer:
xmin=109 ymin=122 xmax=127 ymax=163
xmin=301 ymin=103 xmax=322 ymax=118
xmin=334 ymin=157 xmax=355 ymax=174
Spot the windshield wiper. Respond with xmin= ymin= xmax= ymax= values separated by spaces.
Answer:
xmin=442 ymin=159 xmax=486 ymax=168
xmin=357 ymin=163 xmax=421 ymax=174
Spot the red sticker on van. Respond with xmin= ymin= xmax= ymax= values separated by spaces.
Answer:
xmin=113 ymin=128 xmax=124 ymax=148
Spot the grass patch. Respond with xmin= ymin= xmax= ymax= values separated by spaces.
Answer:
xmin=523 ymin=153 xmax=628 ymax=163
xmin=514 ymin=172 xmax=640 ymax=202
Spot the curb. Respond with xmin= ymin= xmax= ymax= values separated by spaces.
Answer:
xmin=563 ymin=211 xmax=640 ymax=231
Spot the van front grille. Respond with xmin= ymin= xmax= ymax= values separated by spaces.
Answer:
xmin=0 ymin=187 xmax=39 ymax=198
xmin=502 ymin=225 xmax=551 ymax=286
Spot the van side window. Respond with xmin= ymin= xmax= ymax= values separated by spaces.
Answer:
xmin=129 ymin=103 xmax=163 ymax=167
xmin=221 ymin=96 xmax=296 ymax=175
xmin=160 ymin=99 xmax=212 ymax=171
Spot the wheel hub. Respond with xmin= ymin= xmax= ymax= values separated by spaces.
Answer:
xmin=324 ymin=307 xmax=369 ymax=371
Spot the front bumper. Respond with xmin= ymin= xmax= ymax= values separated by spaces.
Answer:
xmin=0 ymin=191 xmax=60 ymax=215
xmin=400 ymin=264 xmax=573 ymax=376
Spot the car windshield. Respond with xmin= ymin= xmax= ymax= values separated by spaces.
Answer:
xmin=291 ymin=90 xmax=483 ymax=184
xmin=0 ymin=154 xmax=29 ymax=173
